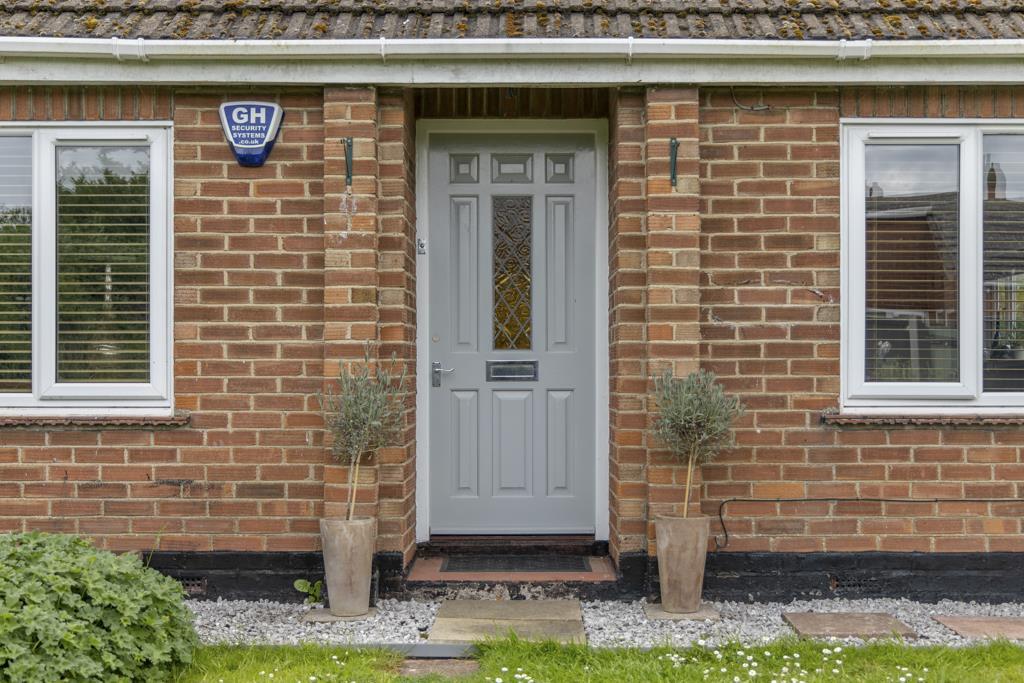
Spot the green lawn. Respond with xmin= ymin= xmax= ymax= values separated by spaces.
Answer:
xmin=172 ymin=644 xmax=401 ymax=683
xmin=174 ymin=639 xmax=1024 ymax=683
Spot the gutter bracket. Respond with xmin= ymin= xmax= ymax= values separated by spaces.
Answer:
xmin=836 ymin=38 xmax=872 ymax=61
xmin=380 ymin=36 xmax=387 ymax=64
xmin=111 ymin=36 xmax=149 ymax=62
xmin=626 ymin=36 xmax=634 ymax=65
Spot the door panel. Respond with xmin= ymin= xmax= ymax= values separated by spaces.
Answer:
xmin=493 ymin=390 xmax=532 ymax=496
xmin=451 ymin=390 xmax=478 ymax=497
xmin=429 ymin=133 xmax=596 ymax=534
xmin=545 ymin=197 xmax=574 ymax=351
xmin=546 ymin=390 xmax=573 ymax=496
xmin=451 ymin=197 xmax=478 ymax=350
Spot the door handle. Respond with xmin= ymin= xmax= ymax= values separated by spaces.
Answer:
xmin=431 ymin=361 xmax=455 ymax=387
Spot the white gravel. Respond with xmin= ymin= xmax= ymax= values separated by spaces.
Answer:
xmin=187 ymin=598 xmax=438 ymax=645
xmin=188 ymin=597 xmax=1024 ymax=647
xmin=583 ymin=598 xmax=1024 ymax=648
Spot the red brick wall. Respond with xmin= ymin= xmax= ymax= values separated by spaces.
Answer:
xmin=0 ymin=87 xmax=328 ymax=553
xmin=3 ymin=84 xmax=1023 ymax=561
xmin=376 ymin=88 xmax=418 ymax=563
xmin=698 ymin=86 xmax=1024 ymax=553
xmin=608 ymin=88 xmax=648 ymax=562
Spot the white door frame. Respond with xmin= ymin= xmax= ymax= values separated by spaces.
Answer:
xmin=414 ymin=118 xmax=610 ymax=542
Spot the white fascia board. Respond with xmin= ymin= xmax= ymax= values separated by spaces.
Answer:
xmin=3 ymin=37 xmax=1024 ymax=85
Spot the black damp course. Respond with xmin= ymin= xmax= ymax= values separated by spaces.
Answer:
xmin=149 ymin=495 xmax=1024 ymax=605
xmin=148 ymin=547 xmax=1024 ymax=604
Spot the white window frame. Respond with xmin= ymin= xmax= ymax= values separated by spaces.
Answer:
xmin=842 ymin=119 xmax=1024 ymax=414
xmin=0 ymin=123 xmax=173 ymax=415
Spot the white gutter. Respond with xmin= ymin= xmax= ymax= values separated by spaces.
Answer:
xmin=2 ymin=36 xmax=1024 ymax=85
xmin=2 ymin=36 xmax=1024 ymax=61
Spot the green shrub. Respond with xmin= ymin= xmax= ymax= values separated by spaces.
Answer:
xmin=0 ymin=532 xmax=197 ymax=682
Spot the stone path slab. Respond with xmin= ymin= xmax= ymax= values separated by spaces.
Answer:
xmin=935 ymin=616 xmax=1024 ymax=640
xmin=400 ymin=659 xmax=480 ymax=678
xmin=428 ymin=599 xmax=585 ymax=644
xmin=783 ymin=612 xmax=917 ymax=639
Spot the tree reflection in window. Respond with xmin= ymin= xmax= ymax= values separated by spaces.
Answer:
xmin=56 ymin=146 xmax=150 ymax=383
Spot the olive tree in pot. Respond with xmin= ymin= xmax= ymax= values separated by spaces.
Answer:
xmin=652 ymin=368 xmax=742 ymax=613
xmin=318 ymin=350 xmax=405 ymax=617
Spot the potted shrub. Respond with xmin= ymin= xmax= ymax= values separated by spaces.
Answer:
xmin=318 ymin=348 xmax=405 ymax=617
xmin=651 ymin=368 xmax=742 ymax=613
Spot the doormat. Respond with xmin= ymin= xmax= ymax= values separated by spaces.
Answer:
xmin=440 ymin=555 xmax=591 ymax=573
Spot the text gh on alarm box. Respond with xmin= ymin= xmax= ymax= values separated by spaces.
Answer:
xmin=218 ymin=101 xmax=284 ymax=168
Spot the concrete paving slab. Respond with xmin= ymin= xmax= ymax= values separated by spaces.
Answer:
xmin=644 ymin=602 xmax=721 ymax=622
xmin=427 ymin=616 xmax=586 ymax=644
xmin=400 ymin=659 xmax=480 ymax=677
xmin=935 ymin=616 xmax=1024 ymax=640
xmin=436 ymin=599 xmax=582 ymax=621
xmin=301 ymin=607 xmax=377 ymax=623
xmin=783 ymin=612 xmax=916 ymax=639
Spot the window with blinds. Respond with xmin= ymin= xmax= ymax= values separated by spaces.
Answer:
xmin=0 ymin=137 xmax=32 ymax=394
xmin=983 ymin=135 xmax=1024 ymax=393
xmin=0 ymin=126 xmax=170 ymax=411
xmin=844 ymin=123 xmax=1024 ymax=409
xmin=56 ymin=146 xmax=151 ymax=384
xmin=863 ymin=144 xmax=960 ymax=385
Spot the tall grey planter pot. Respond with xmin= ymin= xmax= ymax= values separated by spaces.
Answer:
xmin=655 ymin=515 xmax=710 ymax=613
xmin=319 ymin=517 xmax=375 ymax=617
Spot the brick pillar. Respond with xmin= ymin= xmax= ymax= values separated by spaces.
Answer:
xmin=375 ymin=88 xmax=418 ymax=565
xmin=608 ymin=89 xmax=649 ymax=564
xmin=643 ymin=87 xmax=703 ymax=552
xmin=321 ymin=87 xmax=381 ymax=523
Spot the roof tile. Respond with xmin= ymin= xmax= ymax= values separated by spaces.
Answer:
xmin=4 ymin=1 xmax=1024 ymax=40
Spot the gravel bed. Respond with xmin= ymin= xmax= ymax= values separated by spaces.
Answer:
xmin=583 ymin=598 xmax=1024 ymax=648
xmin=189 ymin=597 xmax=1024 ymax=648
xmin=188 ymin=598 xmax=438 ymax=645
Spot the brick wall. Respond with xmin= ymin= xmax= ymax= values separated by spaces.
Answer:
xmin=0 ymin=87 xmax=329 ymax=553
xmin=376 ymin=88 xmax=418 ymax=564
xmin=2 ymin=84 xmax=1023 ymax=563
xmin=607 ymin=88 xmax=648 ymax=562
xmin=698 ymin=86 xmax=1024 ymax=553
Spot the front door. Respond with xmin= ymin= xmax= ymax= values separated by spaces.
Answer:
xmin=428 ymin=133 xmax=597 ymax=534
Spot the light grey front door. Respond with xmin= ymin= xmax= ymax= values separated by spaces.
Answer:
xmin=428 ymin=133 xmax=596 ymax=534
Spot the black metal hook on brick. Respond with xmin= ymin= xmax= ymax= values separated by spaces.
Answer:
xmin=342 ymin=137 xmax=353 ymax=188
xmin=669 ymin=137 xmax=680 ymax=187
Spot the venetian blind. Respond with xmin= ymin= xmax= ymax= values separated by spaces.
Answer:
xmin=0 ymin=138 xmax=32 ymax=393
xmin=983 ymin=135 xmax=1024 ymax=392
xmin=56 ymin=145 xmax=151 ymax=384
xmin=863 ymin=144 xmax=960 ymax=384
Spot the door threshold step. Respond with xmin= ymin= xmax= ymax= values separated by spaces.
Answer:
xmin=407 ymin=555 xmax=616 ymax=583
xmin=421 ymin=535 xmax=607 ymax=557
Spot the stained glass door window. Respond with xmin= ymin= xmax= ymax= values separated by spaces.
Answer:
xmin=492 ymin=195 xmax=533 ymax=350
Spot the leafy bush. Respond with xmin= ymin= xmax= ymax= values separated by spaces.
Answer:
xmin=652 ymin=369 xmax=744 ymax=517
xmin=0 ymin=532 xmax=197 ymax=682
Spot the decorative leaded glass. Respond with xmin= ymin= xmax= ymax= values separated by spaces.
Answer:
xmin=493 ymin=195 xmax=532 ymax=350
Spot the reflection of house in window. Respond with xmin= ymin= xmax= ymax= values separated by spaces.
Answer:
xmin=982 ymin=157 xmax=1024 ymax=391
xmin=865 ymin=190 xmax=959 ymax=382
